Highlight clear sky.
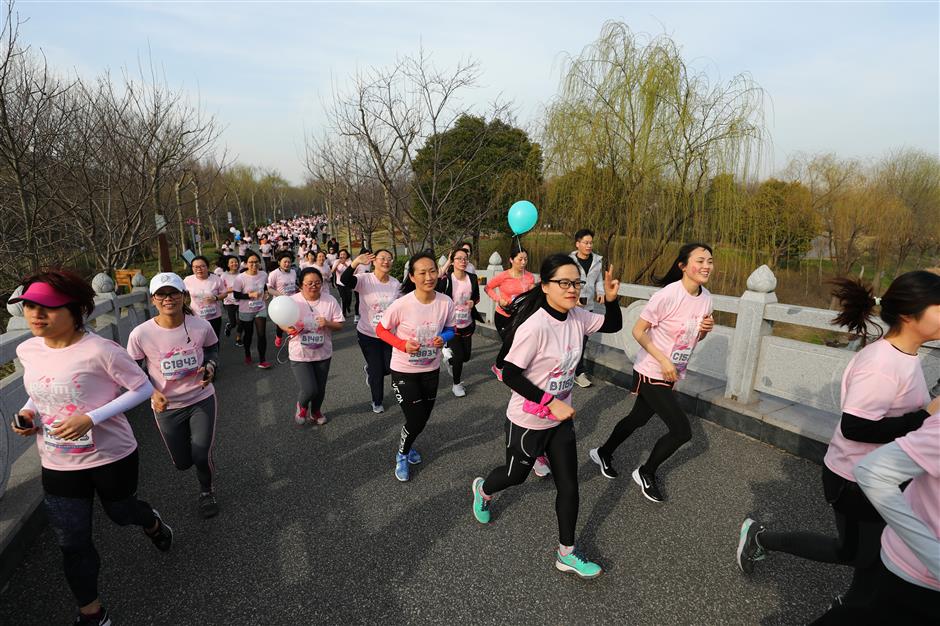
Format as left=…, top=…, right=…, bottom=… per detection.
left=21, top=1, right=940, bottom=184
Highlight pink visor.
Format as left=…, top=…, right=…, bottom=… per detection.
left=9, top=282, right=74, bottom=308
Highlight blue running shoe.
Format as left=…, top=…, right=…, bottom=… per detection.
left=395, top=452, right=410, bottom=482
left=471, top=477, right=490, bottom=524
left=407, top=448, right=422, bottom=465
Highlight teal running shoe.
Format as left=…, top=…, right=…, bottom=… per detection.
left=407, top=448, right=422, bottom=465
left=555, top=549, right=602, bottom=579
left=395, top=453, right=410, bottom=482
left=471, top=477, right=490, bottom=524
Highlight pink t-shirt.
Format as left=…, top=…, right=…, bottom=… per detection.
left=315, top=262, right=332, bottom=283
left=825, top=339, right=930, bottom=481
left=381, top=291, right=456, bottom=373
left=127, top=316, right=217, bottom=410
left=633, top=280, right=713, bottom=381
left=221, top=271, right=240, bottom=306
left=485, top=270, right=535, bottom=317
left=183, top=274, right=225, bottom=320
left=881, top=414, right=940, bottom=590
left=450, top=273, right=474, bottom=329
left=354, top=273, right=401, bottom=338
left=503, top=307, right=604, bottom=430
left=333, top=261, right=351, bottom=286
left=235, top=271, right=269, bottom=315
left=17, top=333, right=149, bottom=471
left=267, top=268, right=298, bottom=297
left=288, top=292, right=345, bottom=362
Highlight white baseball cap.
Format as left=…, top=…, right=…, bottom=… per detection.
left=149, top=272, right=186, bottom=295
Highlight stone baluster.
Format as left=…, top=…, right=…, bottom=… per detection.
left=91, top=272, right=119, bottom=342
left=724, top=265, right=777, bottom=404
left=480, top=251, right=503, bottom=327
left=5, top=286, right=29, bottom=333
left=131, top=272, right=151, bottom=321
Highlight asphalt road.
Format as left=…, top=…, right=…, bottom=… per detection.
left=1, top=316, right=850, bottom=625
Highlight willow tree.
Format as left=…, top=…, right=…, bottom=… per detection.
left=543, top=21, right=766, bottom=286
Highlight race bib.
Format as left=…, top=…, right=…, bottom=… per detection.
left=670, top=343, right=694, bottom=373
left=547, top=373, right=574, bottom=399
left=42, top=419, right=96, bottom=455
left=301, top=330, right=324, bottom=347
left=196, top=298, right=217, bottom=318
left=409, top=345, right=438, bottom=366
left=283, top=284, right=297, bottom=295
left=248, top=299, right=264, bottom=311
left=371, top=311, right=384, bottom=326
left=454, top=307, right=470, bottom=326
left=160, top=348, right=200, bottom=381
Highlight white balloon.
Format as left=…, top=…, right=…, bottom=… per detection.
left=267, top=295, right=300, bottom=328
left=229, top=226, right=236, bottom=233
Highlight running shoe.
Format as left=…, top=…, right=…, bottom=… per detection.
left=354, top=314, right=360, bottom=323
left=224, top=323, right=232, bottom=337
left=452, top=383, right=466, bottom=397
left=314, top=411, right=327, bottom=426
left=555, top=549, right=603, bottom=579
left=74, top=608, right=112, bottom=625
left=371, top=402, right=384, bottom=414
left=244, top=356, right=252, bottom=365
left=533, top=456, right=551, bottom=478
left=471, top=477, right=491, bottom=524
left=295, top=404, right=308, bottom=425
left=736, top=518, right=766, bottom=574
left=257, top=361, right=272, bottom=369
left=145, top=509, right=173, bottom=552
left=274, top=336, right=283, bottom=348
left=574, top=373, right=592, bottom=388
left=395, top=452, right=410, bottom=482
left=589, top=448, right=618, bottom=479
left=198, top=492, right=220, bottom=519
left=490, top=364, right=503, bottom=381
left=235, top=338, right=243, bottom=347
left=406, top=448, right=422, bottom=465
left=632, top=467, right=664, bottom=502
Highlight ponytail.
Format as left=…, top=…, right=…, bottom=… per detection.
left=831, top=270, right=940, bottom=339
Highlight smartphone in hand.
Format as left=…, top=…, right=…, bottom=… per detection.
left=13, top=412, right=34, bottom=430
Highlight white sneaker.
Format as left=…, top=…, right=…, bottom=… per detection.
left=533, top=456, right=551, bottom=478
left=574, top=373, right=592, bottom=388
left=371, top=402, right=384, bottom=414
left=354, top=314, right=360, bottom=323
left=452, top=383, right=466, bottom=397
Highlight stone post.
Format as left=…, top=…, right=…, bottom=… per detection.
left=5, top=286, right=29, bottom=333
left=131, top=272, right=151, bottom=321
left=724, top=265, right=777, bottom=405
left=479, top=251, right=503, bottom=327
left=91, top=272, right=119, bottom=342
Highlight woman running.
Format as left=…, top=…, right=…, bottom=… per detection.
left=470, top=254, right=622, bottom=579
left=736, top=270, right=940, bottom=613
left=232, top=251, right=272, bottom=369
left=376, top=252, right=456, bottom=482
left=589, top=243, right=715, bottom=502
left=268, top=251, right=299, bottom=349
left=276, top=267, right=344, bottom=426
left=484, top=242, right=535, bottom=355
left=300, top=250, right=316, bottom=270
left=332, top=249, right=352, bottom=316
left=437, top=246, right=480, bottom=398
left=10, top=269, right=172, bottom=626
left=183, top=256, right=227, bottom=340
left=342, top=249, right=401, bottom=414
left=314, top=250, right=332, bottom=287
left=127, top=273, right=221, bottom=518
left=219, top=255, right=241, bottom=343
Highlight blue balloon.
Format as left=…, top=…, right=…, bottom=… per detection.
left=235, top=234, right=242, bottom=241
left=508, top=200, right=538, bottom=235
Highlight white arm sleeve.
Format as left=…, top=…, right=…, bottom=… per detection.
left=86, top=380, right=154, bottom=425
left=19, top=397, right=39, bottom=414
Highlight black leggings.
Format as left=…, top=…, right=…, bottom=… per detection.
left=598, top=370, right=691, bottom=475
left=494, top=312, right=510, bottom=338
left=447, top=332, right=473, bottom=384
left=240, top=316, right=267, bottom=361
left=358, top=331, right=392, bottom=405
left=154, top=395, right=217, bottom=492
left=759, top=466, right=886, bottom=609
left=338, top=285, right=352, bottom=316
left=482, top=419, right=579, bottom=546
left=224, top=304, right=238, bottom=333
left=391, top=369, right=439, bottom=454
left=42, top=450, right=157, bottom=607
left=207, top=316, right=222, bottom=341
left=291, top=358, right=331, bottom=413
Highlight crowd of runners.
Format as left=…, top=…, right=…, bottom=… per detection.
left=8, top=215, right=939, bottom=625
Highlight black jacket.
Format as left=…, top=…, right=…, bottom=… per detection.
left=436, top=271, right=482, bottom=333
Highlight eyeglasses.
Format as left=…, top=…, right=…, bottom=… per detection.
left=302, top=282, right=322, bottom=288
left=153, top=292, right=183, bottom=301
left=547, top=279, right=585, bottom=290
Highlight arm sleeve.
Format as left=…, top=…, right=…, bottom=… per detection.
left=854, top=442, right=940, bottom=581
left=840, top=409, right=930, bottom=444
left=375, top=322, right=408, bottom=352
left=502, top=361, right=547, bottom=403
left=202, top=342, right=220, bottom=366
left=342, top=264, right=359, bottom=290
left=439, top=326, right=456, bottom=342
left=19, top=397, right=38, bottom=414
left=597, top=299, right=623, bottom=333
left=86, top=380, right=154, bottom=425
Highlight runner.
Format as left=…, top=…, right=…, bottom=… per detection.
left=353, top=247, right=372, bottom=323
left=332, top=249, right=352, bottom=316
left=375, top=251, right=456, bottom=481
left=437, top=246, right=480, bottom=397
left=300, top=250, right=316, bottom=270
left=314, top=250, right=332, bottom=287
left=10, top=269, right=172, bottom=626
left=127, top=273, right=221, bottom=519
left=183, top=256, right=226, bottom=340
left=219, top=256, right=241, bottom=344
left=470, top=254, right=622, bottom=579
left=342, top=249, right=401, bottom=413
left=589, top=243, right=714, bottom=502
left=232, top=251, right=272, bottom=369
left=268, top=251, right=299, bottom=349
left=278, top=267, right=345, bottom=426
left=260, top=238, right=274, bottom=271
left=484, top=242, right=535, bottom=351
left=569, top=229, right=606, bottom=388
left=735, top=270, right=940, bottom=612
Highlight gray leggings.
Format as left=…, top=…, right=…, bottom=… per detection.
left=290, top=358, right=332, bottom=413
left=155, top=395, right=217, bottom=492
